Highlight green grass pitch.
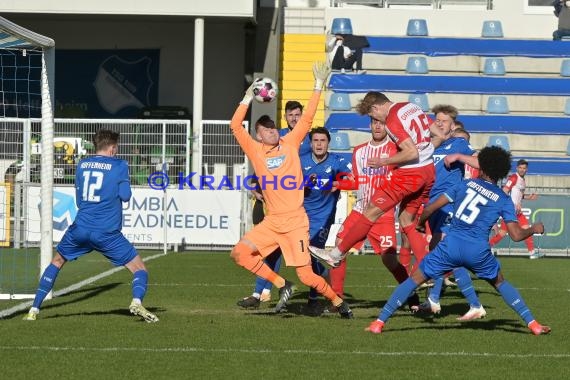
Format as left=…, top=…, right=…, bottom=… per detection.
left=0, top=251, right=569, bottom=379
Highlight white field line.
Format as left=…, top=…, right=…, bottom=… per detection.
left=0, top=345, right=568, bottom=358
left=0, top=253, right=167, bottom=319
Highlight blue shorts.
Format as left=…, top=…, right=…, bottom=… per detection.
left=57, top=224, right=138, bottom=267
left=309, top=215, right=335, bottom=249
left=428, top=204, right=453, bottom=235
left=419, top=235, right=501, bottom=281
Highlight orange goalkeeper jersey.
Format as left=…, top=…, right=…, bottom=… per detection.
left=230, top=91, right=320, bottom=217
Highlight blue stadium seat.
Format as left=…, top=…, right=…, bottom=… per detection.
left=408, top=93, right=430, bottom=112
left=565, top=98, right=570, bottom=115
left=406, top=19, right=428, bottom=36
left=483, top=58, right=506, bottom=75
left=330, top=132, right=351, bottom=150
left=328, top=92, right=351, bottom=111
left=331, top=18, right=353, bottom=35
left=487, top=135, right=510, bottom=151
left=560, top=59, right=570, bottom=77
left=406, top=56, right=429, bottom=74
left=482, top=20, right=503, bottom=38
left=486, top=96, right=509, bottom=114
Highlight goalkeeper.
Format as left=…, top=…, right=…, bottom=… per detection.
left=229, top=62, right=353, bottom=318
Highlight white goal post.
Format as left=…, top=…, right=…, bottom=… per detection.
left=0, top=16, right=54, bottom=298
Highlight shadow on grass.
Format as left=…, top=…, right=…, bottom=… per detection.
left=382, top=318, right=528, bottom=335
left=46, top=305, right=165, bottom=321
left=12, top=282, right=164, bottom=321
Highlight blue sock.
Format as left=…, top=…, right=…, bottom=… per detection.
left=132, top=270, right=148, bottom=301
left=429, top=277, right=444, bottom=303
left=254, top=251, right=282, bottom=294
left=496, top=280, right=535, bottom=324
left=32, top=263, right=61, bottom=309
left=378, top=277, right=418, bottom=322
left=309, top=257, right=326, bottom=299
left=454, top=267, right=481, bottom=308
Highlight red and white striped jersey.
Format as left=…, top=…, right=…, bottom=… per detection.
left=351, top=139, right=398, bottom=213
left=385, top=102, right=434, bottom=169
left=504, top=172, right=525, bottom=207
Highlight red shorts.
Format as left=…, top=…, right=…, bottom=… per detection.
left=337, top=210, right=396, bottom=255
left=371, top=164, right=435, bottom=216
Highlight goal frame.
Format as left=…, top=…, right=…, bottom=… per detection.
left=0, top=16, right=55, bottom=298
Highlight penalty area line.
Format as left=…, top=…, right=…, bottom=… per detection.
left=0, top=252, right=168, bottom=319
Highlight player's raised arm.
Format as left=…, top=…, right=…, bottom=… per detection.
left=230, top=81, right=257, bottom=154
left=286, top=61, right=331, bottom=146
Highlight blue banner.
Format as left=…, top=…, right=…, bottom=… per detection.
left=55, top=49, right=159, bottom=118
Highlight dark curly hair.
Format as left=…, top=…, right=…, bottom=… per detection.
left=478, top=146, right=512, bottom=183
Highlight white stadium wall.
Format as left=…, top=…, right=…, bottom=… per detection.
left=0, top=0, right=256, bottom=17
left=324, top=1, right=557, bottom=39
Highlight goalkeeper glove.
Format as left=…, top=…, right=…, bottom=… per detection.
left=241, top=80, right=257, bottom=105
left=313, top=61, right=331, bottom=90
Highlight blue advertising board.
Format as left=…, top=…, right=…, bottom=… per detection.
left=55, top=49, right=159, bottom=118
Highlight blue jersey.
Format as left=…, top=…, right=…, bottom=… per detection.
left=280, top=127, right=311, bottom=156
left=430, top=137, right=475, bottom=202
left=301, top=152, right=351, bottom=246
left=444, top=178, right=517, bottom=242
left=73, top=155, right=132, bottom=232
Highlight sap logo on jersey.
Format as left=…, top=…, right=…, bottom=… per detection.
left=266, top=155, right=285, bottom=169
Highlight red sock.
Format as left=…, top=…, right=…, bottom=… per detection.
left=402, top=224, right=428, bottom=272
left=525, top=235, right=535, bottom=252
left=399, top=246, right=412, bottom=274
left=329, top=260, right=347, bottom=298
left=338, top=215, right=374, bottom=253
left=389, top=263, right=409, bottom=284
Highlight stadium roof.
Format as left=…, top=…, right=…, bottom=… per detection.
left=0, top=16, right=54, bottom=49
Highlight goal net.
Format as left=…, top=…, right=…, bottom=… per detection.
left=0, top=16, right=54, bottom=299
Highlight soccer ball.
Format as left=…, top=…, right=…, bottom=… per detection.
left=252, top=77, right=278, bottom=103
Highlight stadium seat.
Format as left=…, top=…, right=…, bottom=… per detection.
left=487, top=135, right=510, bottom=151
left=565, top=98, right=570, bottom=115
left=329, top=92, right=352, bottom=111
left=566, top=139, right=570, bottom=156
left=486, top=96, right=509, bottom=114
left=406, top=56, right=429, bottom=74
left=330, top=132, right=351, bottom=150
left=483, top=58, right=506, bottom=75
left=408, top=93, right=430, bottom=112
left=560, top=59, right=570, bottom=77
left=331, top=18, right=353, bottom=35
left=482, top=20, right=503, bottom=38
left=406, top=19, right=428, bottom=36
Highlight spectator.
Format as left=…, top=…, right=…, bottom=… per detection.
left=489, top=159, right=542, bottom=259
left=327, top=34, right=368, bottom=74
left=553, top=0, right=570, bottom=40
